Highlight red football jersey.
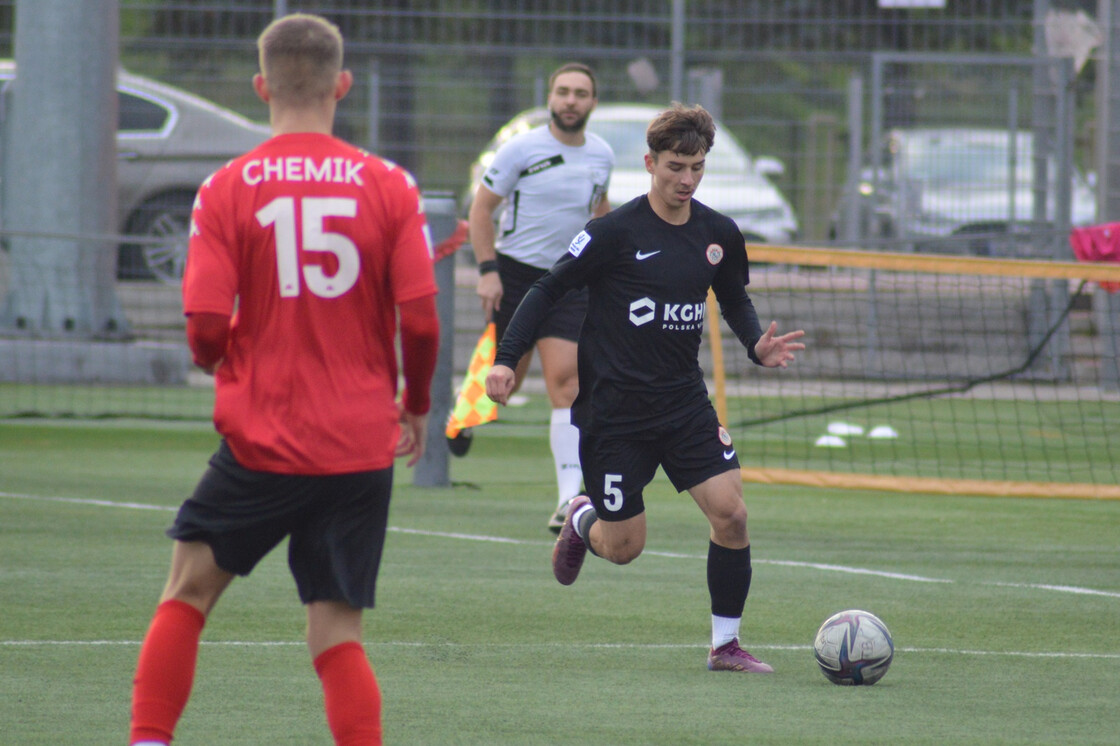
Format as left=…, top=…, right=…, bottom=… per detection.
left=184, top=132, right=438, bottom=474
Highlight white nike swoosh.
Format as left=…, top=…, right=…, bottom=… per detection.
left=723, top=450, right=736, bottom=460
left=635, top=250, right=661, bottom=260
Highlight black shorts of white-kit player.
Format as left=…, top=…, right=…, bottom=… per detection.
left=168, top=440, right=393, bottom=608
left=579, top=404, right=740, bottom=521
left=492, top=253, right=588, bottom=345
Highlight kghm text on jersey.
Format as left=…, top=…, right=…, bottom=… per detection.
left=661, top=301, right=706, bottom=330
left=629, top=297, right=706, bottom=330
left=242, top=156, right=366, bottom=186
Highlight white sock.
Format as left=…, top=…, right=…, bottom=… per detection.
left=570, top=502, right=595, bottom=541
left=132, top=742, right=169, bottom=746
left=712, top=615, right=742, bottom=649
left=550, top=408, right=583, bottom=507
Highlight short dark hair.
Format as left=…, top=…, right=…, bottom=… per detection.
left=548, top=62, right=598, bottom=98
left=646, top=102, right=716, bottom=157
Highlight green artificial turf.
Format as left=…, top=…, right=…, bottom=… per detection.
left=1, top=419, right=1118, bottom=744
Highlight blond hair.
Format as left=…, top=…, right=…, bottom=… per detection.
left=257, top=14, right=343, bottom=105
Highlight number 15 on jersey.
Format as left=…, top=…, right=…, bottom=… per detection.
left=256, top=195, right=360, bottom=299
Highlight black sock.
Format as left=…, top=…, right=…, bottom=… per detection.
left=707, top=542, right=752, bottom=618
left=576, top=506, right=600, bottom=557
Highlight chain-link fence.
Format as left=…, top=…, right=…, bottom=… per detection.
left=0, top=2, right=1100, bottom=254
left=98, top=2, right=1098, bottom=244
left=0, top=1, right=1111, bottom=405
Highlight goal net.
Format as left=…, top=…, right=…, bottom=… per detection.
left=711, top=245, right=1120, bottom=499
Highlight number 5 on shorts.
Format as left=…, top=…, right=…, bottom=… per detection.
left=603, top=474, right=624, bottom=512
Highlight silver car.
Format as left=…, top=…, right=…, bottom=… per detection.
left=833, top=127, right=1097, bottom=256
left=0, top=60, right=270, bottom=282
left=466, top=103, right=799, bottom=244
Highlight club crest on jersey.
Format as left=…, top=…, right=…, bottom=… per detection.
left=568, top=230, right=592, bottom=257
left=706, top=244, right=724, bottom=265
left=718, top=426, right=732, bottom=446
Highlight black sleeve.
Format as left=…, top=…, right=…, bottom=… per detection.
left=492, top=272, right=570, bottom=369
left=712, top=226, right=763, bottom=365
left=493, top=215, right=615, bottom=368
left=720, top=293, right=763, bottom=365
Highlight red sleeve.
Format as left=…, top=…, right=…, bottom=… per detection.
left=183, top=169, right=239, bottom=317
left=397, top=294, right=439, bottom=414
left=186, top=312, right=231, bottom=370
left=384, top=166, right=438, bottom=305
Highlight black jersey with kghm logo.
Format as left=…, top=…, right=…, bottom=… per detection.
left=494, top=194, right=763, bottom=437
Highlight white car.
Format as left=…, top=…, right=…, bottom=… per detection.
left=466, top=103, right=799, bottom=244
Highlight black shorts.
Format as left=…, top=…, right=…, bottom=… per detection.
left=494, top=253, right=587, bottom=345
left=578, top=405, right=740, bottom=522
left=167, top=441, right=393, bottom=608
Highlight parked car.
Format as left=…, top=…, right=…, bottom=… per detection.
left=465, top=103, right=799, bottom=244
left=831, top=127, right=1097, bottom=256
left=0, top=60, right=270, bottom=282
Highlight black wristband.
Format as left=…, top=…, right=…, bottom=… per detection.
left=478, top=259, right=499, bottom=275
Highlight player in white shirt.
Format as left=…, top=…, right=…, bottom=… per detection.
left=468, top=62, right=615, bottom=532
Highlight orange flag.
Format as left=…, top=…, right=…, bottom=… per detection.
left=445, top=323, right=499, bottom=438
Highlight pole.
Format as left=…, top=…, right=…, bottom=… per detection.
left=669, top=0, right=685, bottom=103
left=413, top=194, right=459, bottom=487
left=1, top=0, right=127, bottom=337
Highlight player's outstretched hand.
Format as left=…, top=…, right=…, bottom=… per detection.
left=396, top=407, right=429, bottom=467
left=753, top=321, right=805, bottom=368
left=485, top=364, right=517, bottom=406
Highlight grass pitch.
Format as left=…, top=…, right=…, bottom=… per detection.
left=1, top=416, right=1118, bottom=745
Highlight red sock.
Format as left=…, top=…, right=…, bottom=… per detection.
left=314, top=641, right=382, bottom=746
left=129, top=599, right=206, bottom=744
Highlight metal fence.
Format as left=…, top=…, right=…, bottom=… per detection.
left=0, top=0, right=1114, bottom=399
left=0, top=2, right=1102, bottom=242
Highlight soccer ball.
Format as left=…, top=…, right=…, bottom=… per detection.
left=813, top=609, right=894, bottom=685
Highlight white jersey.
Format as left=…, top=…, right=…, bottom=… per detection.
left=481, top=124, right=614, bottom=270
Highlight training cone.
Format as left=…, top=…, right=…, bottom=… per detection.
left=827, top=421, right=864, bottom=436
left=868, top=425, right=899, bottom=439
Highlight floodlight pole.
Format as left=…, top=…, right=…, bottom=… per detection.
left=1, top=0, right=128, bottom=338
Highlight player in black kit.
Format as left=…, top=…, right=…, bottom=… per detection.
left=486, top=103, right=804, bottom=673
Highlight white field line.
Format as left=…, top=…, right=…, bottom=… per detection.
left=3, top=491, right=1119, bottom=600
left=1, top=639, right=1118, bottom=660
left=987, top=581, right=1120, bottom=598
left=384, top=526, right=1120, bottom=597
left=0, top=490, right=177, bottom=512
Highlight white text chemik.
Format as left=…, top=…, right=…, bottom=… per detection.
left=242, top=157, right=366, bottom=186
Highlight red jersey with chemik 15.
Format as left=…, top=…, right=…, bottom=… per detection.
left=183, top=132, right=437, bottom=474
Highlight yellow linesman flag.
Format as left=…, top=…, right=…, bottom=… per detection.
left=445, top=322, right=499, bottom=438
